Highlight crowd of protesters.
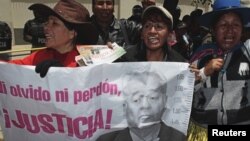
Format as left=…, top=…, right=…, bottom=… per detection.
left=0, top=0, right=213, bottom=62
left=1, top=0, right=250, bottom=141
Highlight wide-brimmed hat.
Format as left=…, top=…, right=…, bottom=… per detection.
left=199, top=0, right=250, bottom=28
left=142, top=5, right=173, bottom=29
left=29, top=0, right=98, bottom=44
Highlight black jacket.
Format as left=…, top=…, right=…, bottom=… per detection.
left=90, top=16, right=141, bottom=47
left=97, top=122, right=186, bottom=141
left=122, top=43, right=186, bottom=62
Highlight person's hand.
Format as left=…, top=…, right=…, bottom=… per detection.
left=35, top=60, right=63, bottom=78
left=106, top=41, right=113, bottom=50
left=204, top=58, right=224, bottom=76
left=189, top=64, right=201, bottom=81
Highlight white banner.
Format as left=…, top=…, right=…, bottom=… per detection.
left=0, top=62, right=194, bottom=141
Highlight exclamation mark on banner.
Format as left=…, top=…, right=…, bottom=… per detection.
left=3, top=109, right=11, bottom=128
left=105, top=110, right=112, bottom=129
left=0, top=81, right=7, bottom=94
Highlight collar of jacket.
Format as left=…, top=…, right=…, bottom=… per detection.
left=110, top=18, right=121, bottom=30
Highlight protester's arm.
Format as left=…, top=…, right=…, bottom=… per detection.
left=35, top=60, right=63, bottom=78
left=189, top=64, right=201, bottom=81
left=203, top=58, right=224, bottom=76
left=191, top=58, right=224, bottom=83
left=8, top=54, right=34, bottom=65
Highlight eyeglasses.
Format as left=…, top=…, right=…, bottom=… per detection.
left=143, top=22, right=168, bottom=31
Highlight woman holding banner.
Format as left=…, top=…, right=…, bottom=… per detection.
left=7, top=0, right=98, bottom=77
left=189, top=0, right=250, bottom=140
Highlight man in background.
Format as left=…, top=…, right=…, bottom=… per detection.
left=128, top=0, right=155, bottom=24
left=128, top=5, right=143, bottom=24
left=91, top=0, right=141, bottom=47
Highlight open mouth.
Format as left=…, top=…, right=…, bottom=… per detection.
left=148, top=36, right=159, bottom=44
left=137, top=120, right=161, bottom=128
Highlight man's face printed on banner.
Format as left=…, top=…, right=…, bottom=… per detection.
left=123, top=72, right=167, bottom=128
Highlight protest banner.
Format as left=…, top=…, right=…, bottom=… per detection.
left=0, top=62, right=194, bottom=141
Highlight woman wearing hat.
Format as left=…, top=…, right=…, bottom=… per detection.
left=189, top=0, right=250, bottom=140
left=8, top=0, right=98, bottom=77
left=125, top=5, right=186, bottom=63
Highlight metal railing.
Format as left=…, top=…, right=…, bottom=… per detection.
left=0, top=47, right=46, bottom=54
left=0, top=47, right=46, bottom=60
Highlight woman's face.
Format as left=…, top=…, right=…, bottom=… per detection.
left=141, top=14, right=170, bottom=51
left=44, top=16, right=75, bottom=52
left=214, top=12, right=243, bottom=51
